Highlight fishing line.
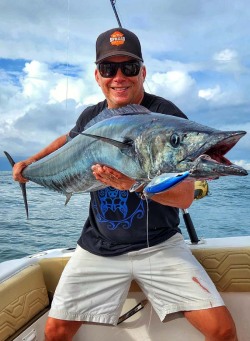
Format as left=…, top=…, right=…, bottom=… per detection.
left=145, top=196, right=154, bottom=332
left=145, top=196, right=150, bottom=248
left=64, top=0, right=70, bottom=132
left=144, top=79, right=153, bottom=95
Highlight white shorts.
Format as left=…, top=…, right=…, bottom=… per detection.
left=49, top=233, right=224, bottom=324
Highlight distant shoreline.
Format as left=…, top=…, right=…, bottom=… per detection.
left=0, top=156, right=28, bottom=171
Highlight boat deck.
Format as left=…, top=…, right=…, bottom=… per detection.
left=0, top=236, right=250, bottom=341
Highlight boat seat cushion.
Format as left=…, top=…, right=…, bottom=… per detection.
left=192, top=247, right=250, bottom=292
left=38, top=245, right=250, bottom=295
left=0, top=262, right=49, bottom=341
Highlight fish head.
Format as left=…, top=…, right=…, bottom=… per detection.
left=136, top=118, right=248, bottom=179
left=181, top=130, right=248, bottom=178
left=135, top=121, right=210, bottom=177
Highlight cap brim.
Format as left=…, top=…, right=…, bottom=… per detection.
left=95, top=51, right=143, bottom=64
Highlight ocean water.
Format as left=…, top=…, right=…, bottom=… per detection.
left=0, top=171, right=250, bottom=263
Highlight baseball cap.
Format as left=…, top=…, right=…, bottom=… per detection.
left=95, top=28, right=144, bottom=63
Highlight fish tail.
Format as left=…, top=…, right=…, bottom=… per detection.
left=3, top=151, right=29, bottom=219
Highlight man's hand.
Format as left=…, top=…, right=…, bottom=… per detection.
left=13, top=160, right=34, bottom=183
left=92, top=164, right=135, bottom=191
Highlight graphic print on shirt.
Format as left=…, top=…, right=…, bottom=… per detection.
left=93, top=187, right=145, bottom=230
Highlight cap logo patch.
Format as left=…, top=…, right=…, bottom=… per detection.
left=110, top=31, right=125, bottom=46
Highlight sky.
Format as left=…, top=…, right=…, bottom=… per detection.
left=0, top=0, right=250, bottom=170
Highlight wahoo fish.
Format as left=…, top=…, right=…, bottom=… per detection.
left=4, top=104, right=248, bottom=217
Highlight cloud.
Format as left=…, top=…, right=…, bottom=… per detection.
left=22, top=61, right=54, bottom=101
left=234, top=160, right=250, bottom=171
left=151, top=71, right=195, bottom=96
left=0, top=60, right=87, bottom=155
left=213, top=49, right=244, bottom=74
left=146, top=70, right=198, bottom=111
left=198, top=85, right=221, bottom=101
left=213, top=49, right=238, bottom=62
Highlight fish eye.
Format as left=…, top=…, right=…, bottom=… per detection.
left=170, top=133, right=181, bottom=148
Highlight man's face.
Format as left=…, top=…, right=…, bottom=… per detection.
left=95, top=56, right=146, bottom=109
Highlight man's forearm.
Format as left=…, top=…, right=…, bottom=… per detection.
left=26, top=134, right=68, bottom=164
left=150, top=181, right=194, bottom=209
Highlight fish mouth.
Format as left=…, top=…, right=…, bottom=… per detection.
left=186, top=131, right=248, bottom=178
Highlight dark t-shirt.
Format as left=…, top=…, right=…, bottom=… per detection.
left=69, top=92, right=188, bottom=256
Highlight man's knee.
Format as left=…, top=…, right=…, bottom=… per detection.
left=44, top=318, right=66, bottom=341
left=184, top=306, right=237, bottom=341
left=209, top=319, right=237, bottom=341
left=45, top=317, right=82, bottom=341
left=209, top=308, right=237, bottom=340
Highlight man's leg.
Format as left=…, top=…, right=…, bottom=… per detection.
left=45, top=247, right=132, bottom=340
left=44, top=317, right=83, bottom=341
left=184, top=306, right=238, bottom=341
left=132, top=234, right=237, bottom=340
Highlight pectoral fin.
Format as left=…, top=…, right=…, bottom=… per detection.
left=65, top=193, right=72, bottom=206
left=72, top=131, right=135, bottom=157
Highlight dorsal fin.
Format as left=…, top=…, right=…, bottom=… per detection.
left=103, top=104, right=151, bottom=116
left=85, top=104, right=151, bottom=129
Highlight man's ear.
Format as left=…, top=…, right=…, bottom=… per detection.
left=142, top=65, right=146, bottom=81
left=95, top=68, right=101, bottom=86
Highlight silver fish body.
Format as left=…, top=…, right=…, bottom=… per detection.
left=21, top=105, right=248, bottom=198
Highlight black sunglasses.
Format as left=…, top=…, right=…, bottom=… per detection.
left=97, top=60, right=142, bottom=78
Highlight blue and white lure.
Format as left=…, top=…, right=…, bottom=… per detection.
left=142, top=171, right=190, bottom=199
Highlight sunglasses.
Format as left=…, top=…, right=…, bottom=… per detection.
left=97, top=60, right=142, bottom=78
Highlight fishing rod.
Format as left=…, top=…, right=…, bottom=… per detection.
left=110, top=0, right=122, bottom=28
left=108, top=0, right=201, bottom=244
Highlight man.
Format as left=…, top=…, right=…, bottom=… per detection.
left=13, top=28, right=237, bottom=341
